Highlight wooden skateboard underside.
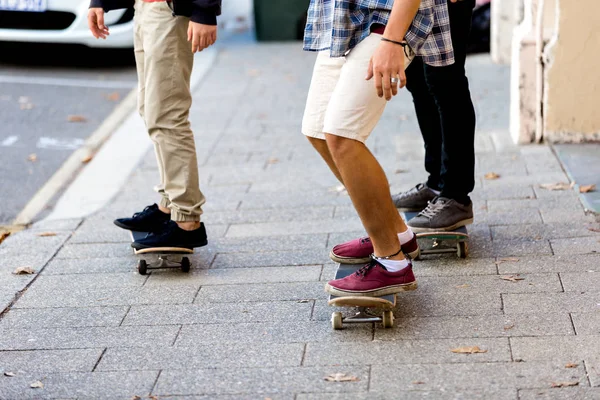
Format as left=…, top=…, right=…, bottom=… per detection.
left=130, top=231, right=194, bottom=255
left=130, top=231, right=194, bottom=275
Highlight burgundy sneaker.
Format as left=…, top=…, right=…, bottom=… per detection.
left=325, top=260, right=418, bottom=297
left=329, top=235, right=420, bottom=264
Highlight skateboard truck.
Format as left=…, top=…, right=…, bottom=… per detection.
left=137, top=254, right=191, bottom=275
left=331, top=307, right=394, bottom=330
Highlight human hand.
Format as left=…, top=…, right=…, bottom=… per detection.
left=187, top=21, right=217, bottom=53
left=88, top=8, right=109, bottom=39
left=366, top=40, right=406, bottom=101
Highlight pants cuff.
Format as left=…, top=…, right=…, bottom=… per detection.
left=171, top=209, right=201, bottom=222
left=159, top=197, right=171, bottom=209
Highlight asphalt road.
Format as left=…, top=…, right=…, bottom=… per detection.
left=0, top=43, right=137, bottom=225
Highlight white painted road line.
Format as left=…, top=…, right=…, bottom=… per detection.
left=40, top=48, right=217, bottom=222
left=1, top=135, right=18, bottom=146
left=0, top=75, right=136, bottom=89
left=37, top=137, right=85, bottom=150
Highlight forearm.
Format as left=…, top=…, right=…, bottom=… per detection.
left=384, top=0, right=420, bottom=41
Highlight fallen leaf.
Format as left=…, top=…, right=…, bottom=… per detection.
left=12, top=267, right=36, bottom=275
left=0, top=231, right=10, bottom=244
left=105, top=92, right=120, bottom=101
left=565, top=363, right=579, bottom=368
left=148, top=396, right=159, bottom=400
left=539, top=182, right=573, bottom=191
left=580, top=184, right=596, bottom=193
left=484, top=172, right=500, bottom=180
left=500, top=275, right=525, bottom=282
left=589, top=228, right=600, bottom=233
left=131, top=397, right=142, bottom=400
left=451, top=346, right=488, bottom=354
left=504, top=323, right=515, bottom=331
left=81, top=154, right=93, bottom=164
left=267, top=157, right=279, bottom=164
left=395, top=169, right=409, bottom=174
left=324, top=373, right=360, bottom=382
left=495, top=257, right=519, bottom=265
left=67, top=115, right=87, bottom=122
left=28, top=153, right=37, bottom=162
left=296, top=300, right=310, bottom=303
left=36, top=232, right=56, bottom=237
left=4, top=372, right=15, bottom=377
left=456, top=284, right=470, bottom=289
left=30, top=381, right=44, bottom=389
left=551, top=381, right=579, bottom=388
left=412, top=381, right=426, bottom=384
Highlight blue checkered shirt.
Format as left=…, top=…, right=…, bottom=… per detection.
left=303, top=0, right=454, bottom=67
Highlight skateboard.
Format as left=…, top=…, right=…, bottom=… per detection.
left=130, top=231, right=194, bottom=275
left=328, top=263, right=398, bottom=330
left=403, top=211, right=469, bottom=258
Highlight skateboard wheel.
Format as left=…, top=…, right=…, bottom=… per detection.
left=331, top=312, right=343, bottom=330
left=138, top=260, right=148, bottom=275
left=382, top=311, right=394, bottom=328
left=181, top=257, right=190, bottom=273
left=457, top=241, right=469, bottom=259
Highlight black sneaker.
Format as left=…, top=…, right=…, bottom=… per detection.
left=132, top=221, right=208, bottom=250
left=114, top=204, right=170, bottom=232
left=392, top=183, right=438, bottom=212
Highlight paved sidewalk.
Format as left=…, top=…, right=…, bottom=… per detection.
left=1, top=41, right=600, bottom=399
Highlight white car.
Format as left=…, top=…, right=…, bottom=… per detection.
left=0, top=0, right=134, bottom=48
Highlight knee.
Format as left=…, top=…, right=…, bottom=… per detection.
left=325, top=134, right=357, bottom=160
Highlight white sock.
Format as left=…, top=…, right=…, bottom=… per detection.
left=397, top=228, right=414, bottom=244
left=377, top=257, right=410, bottom=273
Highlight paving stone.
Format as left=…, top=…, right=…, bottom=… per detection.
left=0, top=325, right=179, bottom=350
left=0, top=349, right=102, bottom=372
left=472, top=186, right=535, bottom=201
left=297, top=390, right=517, bottom=400
left=492, top=223, right=600, bottom=241
left=0, top=232, right=69, bottom=258
left=369, top=362, right=588, bottom=391
left=165, top=395, right=294, bottom=400
left=97, top=343, right=303, bottom=371
left=540, top=208, right=597, bottom=224
left=209, top=233, right=328, bottom=253
left=13, top=284, right=199, bottom=308
left=519, top=388, right=600, bottom=400
left=175, top=320, right=371, bottom=345
left=571, top=313, right=600, bottom=335
left=41, top=257, right=137, bottom=274
left=55, top=243, right=133, bottom=259
left=305, top=338, right=511, bottom=366
left=496, top=254, right=600, bottom=274
left=0, top=371, right=158, bottom=399
left=28, top=219, right=83, bottom=232
left=510, top=336, right=600, bottom=362
left=68, top=219, right=130, bottom=244
left=153, top=366, right=369, bottom=396
left=0, top=254, right=51, bottom=275
left=124, top=301, right=311, bottom=326
left=195, top=281, right=325, bottom=303
left=503, top=293, right=600, bottom=314
left=373, top=313, right=574, bottom=340
left=414, top=274, right=562, bottom=294
left=477, top=209, right=543, bottom=226
left=238, top=191, right=352, bottom=210
left=482, top=173, right=569, bottom=189
left=491, top=239, right=553, bottom=257
left=27, top=273, right=145, bottom=290
left=550, top=237, right=600, bottom=256
left=226, top=219, right=364, bottom=238
left=212, top=250, right=329, bottom=269
left=0, top=306, right=128, bottom=329
left=559, top=272, right=600, bottom=292
left=203, top=206, right=335, bottom=225
left=487, top=198, right=585, bottom=212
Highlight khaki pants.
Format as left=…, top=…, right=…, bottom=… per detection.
left=133, top=0, right=205, bottom=222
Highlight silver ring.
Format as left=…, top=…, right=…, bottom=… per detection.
left=390, top=77, right=399, bottom=84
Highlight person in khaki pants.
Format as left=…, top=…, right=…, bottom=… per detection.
left=88, top=0, right=220, bottom=249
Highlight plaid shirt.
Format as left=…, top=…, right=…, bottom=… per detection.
left=303, top=0, right=454, bottom=67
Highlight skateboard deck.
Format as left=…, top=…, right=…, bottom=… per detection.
left=327, top=263, right=398, bottom=330
left=403, top=211, right=469, bottom=258
left=130, top=231, right=194, bottom=275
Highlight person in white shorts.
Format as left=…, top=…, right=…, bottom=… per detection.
left=302, top=0, right=456, bottom=297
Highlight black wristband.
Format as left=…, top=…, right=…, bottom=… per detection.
left=381, top=37, right=407, bottom=47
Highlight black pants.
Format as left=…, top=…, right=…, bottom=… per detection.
left=405, top=0, right=477, bottom=205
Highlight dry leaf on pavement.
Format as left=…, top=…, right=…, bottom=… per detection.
left=580, top=184, right=596, bottom=193
left=81, top=154, right=93, bottom=164
left=267, top=157, right=279, bottom=164
left=36, top=232, right=56, bottom=237
left=30, top=381, right=44, bottom=389
left=495, top=257, right=519, bottom=265
left=539, top=182, right=573, bottom=191
left=12, top=267, right=36, bottom=275
left=105, top=92, right=120, bottom=101
left=0, top=231, right=10, bottom=244
left=484, top=172, right=500, bottom=180
left=504, top=323, right=515, bottom=331
left=131, top=397, right=142, bottom=400
left=500, top=275, right=525, bottom=282
left=588, top=228, right=600, bottom=233
left=28, top=153, right=37, bottom=162
left=324, top=373, right=360, bottom=382
left=3, top=372, right=15, bottom=377
left=565, top=363, right=579, bottom=368
left=451, top=346, right=487, bottom=354
left=456, top=284, right=470, bottom=289
left=551, top=381, right=579, bottom=388
left=67, top=115, right=87, bottom=122
left=395, top=169, right=409, bottom=174
left=412, top=381, right=425, bottom=384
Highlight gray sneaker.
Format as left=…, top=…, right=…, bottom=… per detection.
left=407, top=197, right=474, bottom=232
left=392, top=183, right=438, bottom=212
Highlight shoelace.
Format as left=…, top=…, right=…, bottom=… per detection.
left=360, top=237, right=371, bottom=245
left=397, top=183, right=424, bottom=200
left=354, top=260, right=377, bottom=277
left=417, top=198, right=448, bottom=219
left=132, top=205, right=155, bottom=219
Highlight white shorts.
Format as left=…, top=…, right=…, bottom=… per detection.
left=302, top=34, right=413, bottom=143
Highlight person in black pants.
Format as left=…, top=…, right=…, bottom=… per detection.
left=392, top=0, right=477, bottom=232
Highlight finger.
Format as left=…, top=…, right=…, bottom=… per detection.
left=200, top=35, right=208, bottom=51
left=97, top=12, right=105, bottom=30
left=187, top=24, right=192, bottom=42
left=192, top=34, right=199, bottom=53
left=211, top=31, right=217, bottom=46
left=374, top=69, right=383, bottom=98
left=366, top=58, right=374, bottom=80
left=399, top=70, right=407, bottom=89
left=391, top=74, right=399, bottom=97
left=382, top=71, right=392, bottom=101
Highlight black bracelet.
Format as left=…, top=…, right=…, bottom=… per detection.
left=381, top=37, right=407, bottom=47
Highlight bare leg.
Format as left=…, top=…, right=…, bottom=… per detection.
left=307, top=136, right=344, bottom=184
left=325, top=134, right=407, bottom=259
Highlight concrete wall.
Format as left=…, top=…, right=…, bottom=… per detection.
left=543, top=0, right=600, bottom=142
left=491, top=0, right=522, bottom=64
